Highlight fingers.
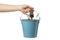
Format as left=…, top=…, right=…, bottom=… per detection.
left=19, top=5, right=34, bottom=14
left=22, top=8, right=30, bottom=14
left=23, top=5, right=34, bottom=14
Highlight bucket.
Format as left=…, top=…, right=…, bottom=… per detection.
left=21, top=19, right=40, bottom=38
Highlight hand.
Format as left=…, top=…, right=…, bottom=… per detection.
left=17, top=5, right=34, bottom=13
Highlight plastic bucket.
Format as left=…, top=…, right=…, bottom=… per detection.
left=21, top=19, right=39, bottom=38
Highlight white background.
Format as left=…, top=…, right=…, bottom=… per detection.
left=0, top=0, right=60, bottom=40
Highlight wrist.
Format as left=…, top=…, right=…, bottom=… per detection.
left=15, top=5, right=22, bottom=11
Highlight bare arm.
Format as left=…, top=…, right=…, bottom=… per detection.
left=0, top=4, right=19, bottom=12
left=0, top=4, right=33, bottom=13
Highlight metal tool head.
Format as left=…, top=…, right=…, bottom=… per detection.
left=29, top=9, right=34, bottom=20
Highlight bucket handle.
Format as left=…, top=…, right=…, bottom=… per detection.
left=20, top=13, right=30, bottom=20
left=34, top=10, right=40, bottom=21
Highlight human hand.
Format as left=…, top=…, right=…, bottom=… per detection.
left=17, top=5, right=34, bottom=13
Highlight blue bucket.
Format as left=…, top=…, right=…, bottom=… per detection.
left=21, top=19, right=39, bottom=38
